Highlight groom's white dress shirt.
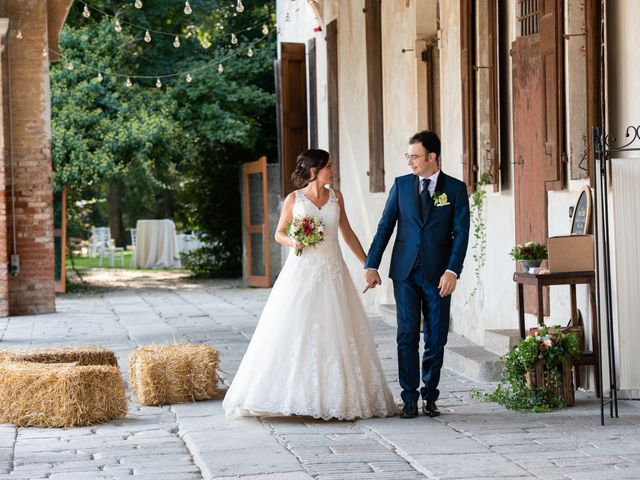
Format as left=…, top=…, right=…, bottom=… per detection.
left=419, top=170, right=440, bottom=197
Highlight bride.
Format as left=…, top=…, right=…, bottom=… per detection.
left=222, top=149, right=396, bottom=420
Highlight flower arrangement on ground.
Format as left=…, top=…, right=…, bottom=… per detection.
left=288, top=215, right=325, bottom=256
left=474, top=325, right=581, bottom=412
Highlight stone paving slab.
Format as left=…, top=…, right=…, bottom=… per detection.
left=0, top=280, right=638, bottom=479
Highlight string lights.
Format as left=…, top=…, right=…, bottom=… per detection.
left=37, top=0, right=293, bottom=88
left=48, top=29, right=272, bottom=88
left=77, top=0, right=273, bottom=52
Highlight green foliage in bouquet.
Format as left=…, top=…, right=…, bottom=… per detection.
left=474, top=325, right=581, bottom=412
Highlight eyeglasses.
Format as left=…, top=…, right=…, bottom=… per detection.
left=404, top=154, right=426, bottom=162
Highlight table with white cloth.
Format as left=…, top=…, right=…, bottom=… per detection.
left=132, top=219, right=182, bottom=269
left=177, top=233, right=204, bottom=254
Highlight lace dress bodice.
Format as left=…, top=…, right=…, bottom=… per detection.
left=291, top=189, right=341, bottom=260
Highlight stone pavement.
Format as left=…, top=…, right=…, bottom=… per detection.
left=0, top=279, right=639, bottom=480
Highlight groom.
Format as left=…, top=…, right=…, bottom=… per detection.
left=364, top=130, right=470, bottom=419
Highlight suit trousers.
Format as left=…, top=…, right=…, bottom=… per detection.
left=393, top=263, right=451, bottom=404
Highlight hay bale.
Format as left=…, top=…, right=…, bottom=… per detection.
left=0, top=345, right=118, bottom=367
left=129, top=344, right=219, bottom=406
left=0, top=362, right=127, bottom=427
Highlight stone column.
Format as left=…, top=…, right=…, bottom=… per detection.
left=3, top=0, right=56, bottom=314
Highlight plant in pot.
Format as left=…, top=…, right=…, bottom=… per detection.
left=509, top=241, right=548, bottom=272
left=474, top=325, right=581, bottom=412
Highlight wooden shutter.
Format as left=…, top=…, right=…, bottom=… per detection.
left=487, top=0, right=500, bottom=192
left=539, top=0, right=564, bottom=190
left=585, top=0, right=603, bottom=185
left=460, top=0, right=475, bottom=194
left=365, top=0, right=384, bottom=192
left=308, top=38, right=318, bottom=149
left=326, top=20, right=340, bottom=188
left=276, top=43, right=308, bottom=196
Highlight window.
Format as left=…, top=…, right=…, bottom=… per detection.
left=517, top=0, right=541, bottom=37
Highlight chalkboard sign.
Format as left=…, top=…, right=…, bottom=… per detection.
left=571, top=186, right=592, bottom=235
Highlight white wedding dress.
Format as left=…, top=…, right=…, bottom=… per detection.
left=223, top=189, right=396, bottom=420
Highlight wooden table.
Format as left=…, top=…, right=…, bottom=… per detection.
left=513, top=270, right=600, bottom=396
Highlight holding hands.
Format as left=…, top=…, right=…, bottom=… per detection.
left=363, top=269, right=382, bottom=294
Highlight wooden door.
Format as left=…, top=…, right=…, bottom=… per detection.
left=276, top=43, right=308, bottom=196
left=54, top=186, right=67, bottom=293
left=243, top=156, right=271, bottom=288
left=512, top=20, right=547, bottom=314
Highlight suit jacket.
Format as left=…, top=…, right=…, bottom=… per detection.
left=365, top=172, right=470, bottom=285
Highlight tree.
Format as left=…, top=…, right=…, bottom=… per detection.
left=52, top=0, right=276, bottom=273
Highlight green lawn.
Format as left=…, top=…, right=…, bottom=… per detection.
left=67, top=252, right=133, bottom=270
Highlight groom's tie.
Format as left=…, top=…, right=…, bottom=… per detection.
left=420, top=178, right=431, bottom=222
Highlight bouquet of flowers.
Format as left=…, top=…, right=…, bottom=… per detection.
left=288, top=215, right=325, bottom=256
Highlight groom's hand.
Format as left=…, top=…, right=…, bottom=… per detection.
left=438, top=271, right=457, bottom=297
left=363, top=269, right=382, bottom=293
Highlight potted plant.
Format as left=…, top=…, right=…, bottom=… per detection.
left=509, top=241, right=548, bottom=272
left=475, top=325, right=581, bottom=412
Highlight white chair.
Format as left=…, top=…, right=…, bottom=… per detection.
left=99, top=238, right=125, bottom=268
left=129, top=228, right=137, bottom=267
left=89, top=227, right=110, bottom=257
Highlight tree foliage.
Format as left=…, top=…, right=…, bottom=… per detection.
left=52, top=0, right=276, bottom=275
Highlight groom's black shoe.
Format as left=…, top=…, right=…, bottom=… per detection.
left=400, top=401, right=419, bottom=419
left=422, top=400, right=441, bottom=417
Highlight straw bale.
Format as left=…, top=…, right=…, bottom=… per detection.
left=129, top=344, right=219, bottom=406
left=0, top=362, right=127, bottom=427
left=0, top=345, right=118, bottom=367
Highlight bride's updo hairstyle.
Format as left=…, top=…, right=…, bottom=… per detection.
left=291, top=149, right=330, bottom=188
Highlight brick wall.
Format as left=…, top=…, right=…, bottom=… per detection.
left=0, top=0, right=58, bottom=315
left=0, top=21, right=9, bottom=317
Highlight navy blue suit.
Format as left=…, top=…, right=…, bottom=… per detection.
left=366, top=172, right=470, bottom=403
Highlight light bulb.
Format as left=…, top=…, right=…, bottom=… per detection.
left=247, top=47, right=253, bottom=57
left=42, top=47, right=48, bottom=57
left=173, top=36, right=181, bottom=48
left=202, top=38, right=211, bottom=49
left=97, top=72, right=103, bottom=82
left=144, top=30, right=151, bottom=43
left=262, top=24, right=269, bottom=35
left=184, top=1, right=192, bottom=14
left=82, top=5, right=91, bottom=17
left=134, top=0, right=142, bottom=8
left=156, top=78, right=162, bottom=88
left=218, top=64, right=224, bottom=73
left=16, top=30, right=23, bottom=39
left=126, top=77, right=132, bottom=87
left=66, top=62, right=74, bottom=71
left=236, top=0, right=244, bottom=13
left=231, top=33, right=238, bottom=45
left=186, top=73, right=192, bottom=83
left=115, top=20, right=122, bottom=32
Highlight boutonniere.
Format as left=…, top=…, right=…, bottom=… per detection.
left=433, top=192, right=450, bottom=207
